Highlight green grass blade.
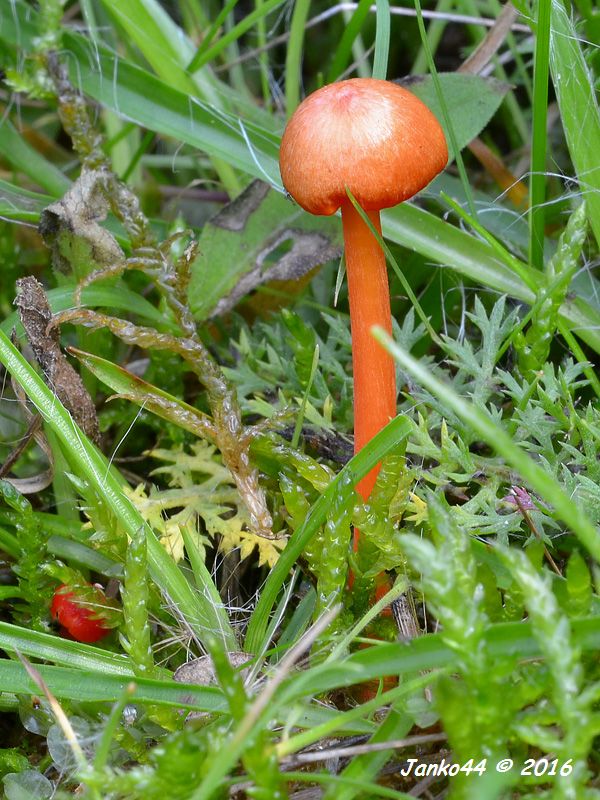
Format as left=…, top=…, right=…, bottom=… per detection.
left=68, top=348, right=215, bottom=438
left=0, top=179, right=53, bottom=222
left=277, top=672, right=431, bottom=757
left=529, top=0, right=552, bottom=269
left=347, top=189, right=440, bottom=344
left=278, top=616, right=600, bottom=700
left=374, top=329, right=600, bottom=562
left=254, top=0, right=272, bottom=109
left=0, top=659, right=225, bottom=711
left=181, top=525, right=228, bottom=616
left=3, top=614, right=600, bottom=717
left=0, top=118, right=70, bottom=197
left=187, top=0, right=285, bottom=73
left=48, top=534, right=123, bottom=576
left=412, top=0, right=475, bottom=216
left=0, top=622, right=134, bottom=675
left=411, top=0, right=453, bottom=75
left=186, top=0, right=240, bottom=73
left=549, top=0, right=600, bottom=250
left=322, top=709, right=411, bottom=800
left=327, top=0, right=372, bottom=82
left=372, top=0, right=390, bottom=80
left=440, top=191, right=537, bottom=291
left=285, top=0, right=312, bottom=116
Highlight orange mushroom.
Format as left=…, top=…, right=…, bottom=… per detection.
left=280, top=78, right=447, bottom=537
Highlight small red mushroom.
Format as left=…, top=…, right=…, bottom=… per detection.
left=280, top=78, right=447, bottom=539
left=51, top=584, right=111, bottom=643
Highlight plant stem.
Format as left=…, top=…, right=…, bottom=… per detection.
left=529, top=0, right=552, bottom=270
left=341, top=202, right=396, bottom=512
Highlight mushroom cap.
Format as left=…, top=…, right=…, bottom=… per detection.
left=279, top=78, right=448, bottom=216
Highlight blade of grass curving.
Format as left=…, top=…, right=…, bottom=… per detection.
left=186, top=0, right=239, bottom=72
left=0, top=621, right=134, bottom=675
left=67, top=348, right=215, bottom=439
left=383, top=205, right=528, bottom=301
left=0, top=178, right=53, bottom=222
left=45, top=427, right=80, bottom=525
left=98, top=0, right=204, bottom=96
left=277, top=616, right=600, bottom=701
left=3, top=616, right=600, bottom=710
left=79, top=0, right=99, bottom=42
left=327, top=0, right=372, bottom=82
left=285, top=0, right=312, bottom=116
left=270, top=583, right=314, bottom=662
left=411, top=0, right=453, bottom=75
left=187, top=0, right=285, bottom=73
left=374, top=328, right=600, bottom=562
left=48, top=534, right=123, bottom=576
left=412, top=0, right=476, bottom=217
left=291, top=345, right=319, bottom=448
left=121, top=129, right=154, bottom=182
left=0, top=330, right=237, bottom=650
left=529, top=0, right=551, bottom=270
left=254, top=0, right=272, bottom=109
left=92, top=684, right=137, bottom=771
left=243, top=416, right=412, bottom=654
left=0, top=659, right=226, bottom=711
left=0, top=118, right=70, bottom=197
left=440, top=191, right=537, bottom=292
left=326, top=577, right=409, bottom=663
left=372, top=0, right=390, bottom=80
left=549, top=0, right=600, bottom=250
left=181, top=525, right=230, bottom=617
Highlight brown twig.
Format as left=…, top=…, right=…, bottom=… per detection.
left=282, top=732, right=447, bottom=766
left=458, top=2, right=519, bottom=76
left=14, top=276, right=100, bottom=443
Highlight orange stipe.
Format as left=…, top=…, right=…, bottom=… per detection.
left=342, top=202, right=396, bottom=546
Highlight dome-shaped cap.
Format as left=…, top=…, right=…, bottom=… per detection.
left=279, top=78, right=448, bottom=216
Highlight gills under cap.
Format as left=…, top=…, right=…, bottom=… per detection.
left=279, top=78, right=448, bottom=216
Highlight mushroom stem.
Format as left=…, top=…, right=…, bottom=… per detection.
left=341, top=201, right=397, bottom=519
